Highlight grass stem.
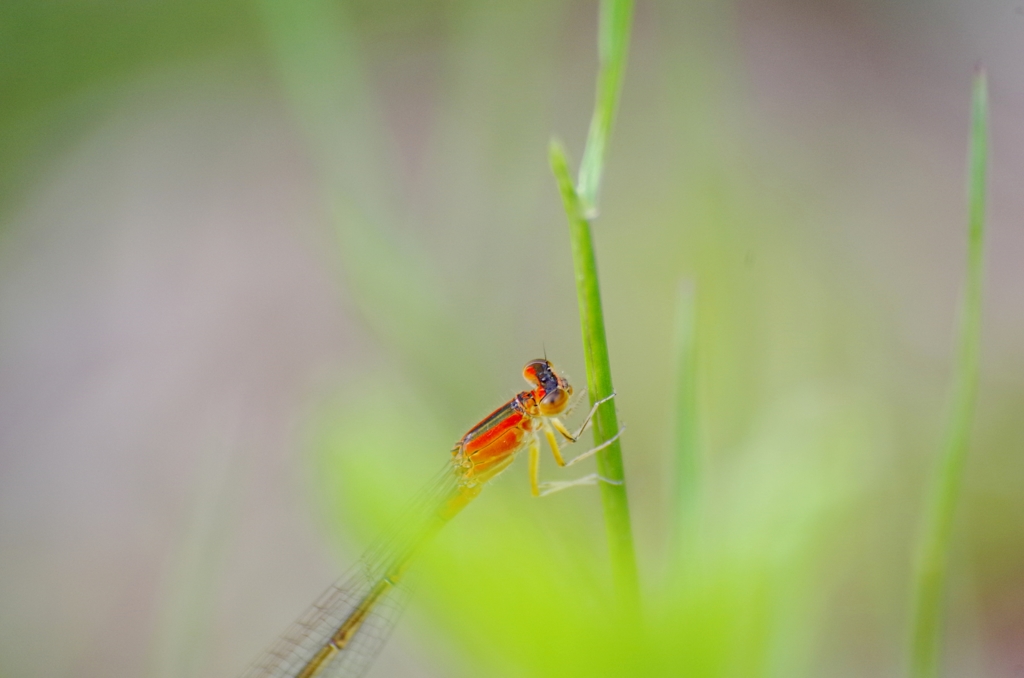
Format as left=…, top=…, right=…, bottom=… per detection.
left=548, top=0, right=639, bottom=610
left=908, top=69, right=988, bottom=678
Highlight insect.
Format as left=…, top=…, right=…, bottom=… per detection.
left=241, top=358, right=622, bottom=678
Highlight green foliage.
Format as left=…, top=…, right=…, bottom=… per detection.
left=909, top=70, right=989, bottom=678
left=0, top=0, right=261, bottom=219
left=0, top=2, right=1011, bottom=678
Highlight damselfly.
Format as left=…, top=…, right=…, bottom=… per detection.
left=241, top=359, right=622, bottom=678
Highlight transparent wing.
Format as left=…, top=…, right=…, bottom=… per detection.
left=240, top=562, right=413, bottom=678
left=241, top=459, right=464, bottom=678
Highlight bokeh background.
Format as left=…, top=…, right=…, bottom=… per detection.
left=1, top=1, right=1022, bottom=677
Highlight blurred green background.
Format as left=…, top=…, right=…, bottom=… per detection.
left=0, top=1, right=1022, bottom=677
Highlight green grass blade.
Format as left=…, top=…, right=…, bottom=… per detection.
left=577, top=0, right=634, bottom=213
left=548, top=0, right=639, bottom=611
left=550, top=140, right=639, bottom=610
left=671, top=280, right=700, bottom=574
left=908, top=69, right=988, bottom=678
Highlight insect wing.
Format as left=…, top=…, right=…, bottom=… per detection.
left=240, top=563, right=413, bottom=678
left=241, top=462, right=462, bottom=678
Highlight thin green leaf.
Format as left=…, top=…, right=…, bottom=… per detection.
left=671, top=280, right=700, bottom=574
left=577, top=0, right=634, bottom=213
left=909, top=69, right=988, bottom=678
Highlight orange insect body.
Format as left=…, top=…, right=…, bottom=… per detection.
left=455, top=359, right=572, bottom=487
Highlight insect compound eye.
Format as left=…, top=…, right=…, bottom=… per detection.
left=540, top=388, right=569, bottom=412
left=522, top=359, right=548, bottom=386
